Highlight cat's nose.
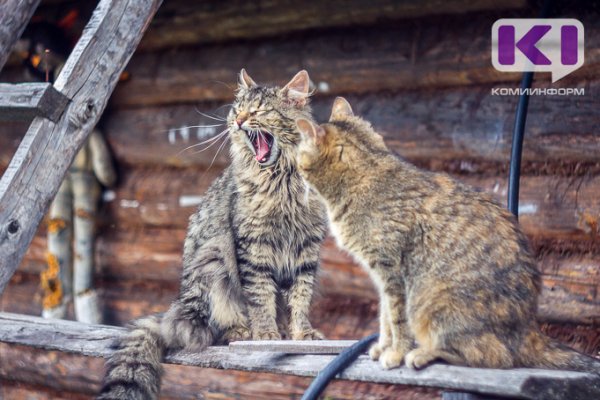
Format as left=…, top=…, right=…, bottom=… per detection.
left=236, top=111, right=249, bottom=128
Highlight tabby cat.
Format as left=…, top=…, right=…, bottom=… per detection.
left=98, top=70, right=327, bottom=399
left=294, top=97, right=600, bottom=373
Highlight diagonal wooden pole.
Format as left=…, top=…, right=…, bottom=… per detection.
left=0, top=0, right=41, bottom=72
left=0, top=0, right=163, bottom=294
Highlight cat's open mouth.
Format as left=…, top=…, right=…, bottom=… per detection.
left=244, top=130, right=279, bottom=165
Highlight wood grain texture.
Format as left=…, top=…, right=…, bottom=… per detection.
left=8, top=231, right=600, bottom=327
left=0, top=83, right=69, bottom=122
left=0, top=344, right=439, bottom=400
left=113, top=12, right=600, bottom=107
left=0, top=0, right=163, bottom=293
left=0, top=0, right=41, bottom=71
left=0, top=312, right=598, bottom=400
left=99, top=81, right=600, bottom=171
left=137, top=0, right=527, bottom=52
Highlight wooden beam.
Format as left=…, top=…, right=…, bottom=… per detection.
left=113, top=11, right=599, bottom=107
left=0, top=0, right=163, bottom=294
left=0, top=343, right=436, bottom=400
left=229, top=340, right=359, bottom=355
left=0, top=83, right=69, bottom=122
left=138, top=0, right=527, bottom=52
left=0, top=0, right=41, bottom=71
left=0, top=312, right=597, bottom=400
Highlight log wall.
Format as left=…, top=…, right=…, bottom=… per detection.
left=1, top=0, right=599, bottom=398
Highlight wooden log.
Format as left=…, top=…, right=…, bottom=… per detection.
left=0, top=344, right=437, bottom=400
left=0, top=83, right=69, bottom=122
left=137, top=0, right=527, bottom=52
left=9, top=229, right=600, bottom=327
left=0, top=313, right=598, bottom=400
left=101, top=81, right=600, bottom=172
left=0, top=0, right=41, bottom=71
left=113, top=12, right=600, bottom=107
left=0, top=0, right=163, bottom=293
left=72, top=167, right=600, bottom=244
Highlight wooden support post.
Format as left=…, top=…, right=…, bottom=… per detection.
left=0, top=83, right=70, bottom=122
left=0, top=0, right=41, bottom=71
left=0, top=0, right=163, bottom=294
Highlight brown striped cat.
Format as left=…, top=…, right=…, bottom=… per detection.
left=98, top=70, right=327, bottom=400
left=294, top=96, right=600, bottom=374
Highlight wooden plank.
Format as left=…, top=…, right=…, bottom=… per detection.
left=137, top=0, right=527, bottom=52
left=0, top=312, right=597, bottom=400
left=0, top=344, right=437, bottom=400
left=113, top=12, right=600, bottom=107
left=0, top=0, right=163, bottom=294
left=229, top=340, right=359, bottom=355
left=0, top=0, right=41, bottom=71
left=0, top=83, right=70, bottom=122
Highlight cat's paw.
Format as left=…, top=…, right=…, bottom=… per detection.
left=292, top=329, right=325, bottom=340
left=222, top=326, right=252, bottom=342
left=379, top=348, right=405, bottom=370
left=369, top=342, right=389, bottom=361
left=404, top=348, right=437, bottom=370
left=255, top=330, right=282, bottom=340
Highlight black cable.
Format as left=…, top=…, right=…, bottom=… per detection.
left=301, top=333, right=379, bottom=400
left=507, top=0, right=553, bottom=217
left=507, top=71, right=534, bottom=218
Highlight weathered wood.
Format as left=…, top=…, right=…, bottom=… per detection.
left=114, top=12, right=600, bottom=107
left=61, top=167, right=600, bottom=244
left=9, top=229, right=600, bottom=327
left=0, top=0, right=163, bottom=293
left=0, top=344, right=437, bottom=400
left=101, top=82, right=600, bottom=171
left=137, top=0, right=527, bottom=52
left=0, top=313, right=597, bottom=400
left=0, top=0, right=41, bottom=71
left=229, top=340, right=360, bottom=355
left=0, top=83, right=70, bottom=122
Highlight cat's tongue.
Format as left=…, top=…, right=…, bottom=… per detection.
left=254, top=134, right=270, bottom=162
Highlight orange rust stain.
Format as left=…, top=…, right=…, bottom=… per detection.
left=577, top=211, right=598, bottom=238
left=75, top=208, right=94, bottom=219
left=47, top=218, right=67, bottom=234
left=41, top=253, right=63, bottom=309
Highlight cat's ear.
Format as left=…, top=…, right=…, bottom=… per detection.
left=239, top=68, right=257, bottom=89
left=296, top=118, right=324, bottom=143
left=329, top=96, right=353, bottom=121
left=282, top=70, right=310, bottom=106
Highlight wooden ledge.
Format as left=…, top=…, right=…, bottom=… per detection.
left=0, top=312, right=598, bottom=399
left=0, top=82, right=69, bottom=122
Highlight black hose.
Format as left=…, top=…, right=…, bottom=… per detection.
left=507, top=71, right=534, bottom=218
left=301, top=333, right=379, bottom=400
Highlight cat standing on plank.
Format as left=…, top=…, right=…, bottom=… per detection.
left=294, top=97, right=600, bottom=373
left=98, top=70, right=327, bottom=400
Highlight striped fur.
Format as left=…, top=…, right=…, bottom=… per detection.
left=295, top=97, right=600, bottom=374
left=98, top=71, right=327, bottom=399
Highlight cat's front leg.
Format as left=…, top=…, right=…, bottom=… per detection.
left=286, top=261, right=324, bottom=340
left=378, top=289, right=413, bottom=369
left=369, top=298, right=392, bottom=360
left=239, top=262, right=281, bottom=340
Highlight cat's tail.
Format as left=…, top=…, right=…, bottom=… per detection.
left=97, top=315, right=166, bottom=400
left=521, top=329, right=600, bottom=375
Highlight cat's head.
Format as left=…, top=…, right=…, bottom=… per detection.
left=228, top=69, right=312, bottom=168
left=295, top=97, right=389, bottom=188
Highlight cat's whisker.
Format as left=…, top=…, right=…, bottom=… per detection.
left=176, top=128, right=230, bottom=156
left=186, top=130, right=230, bottom=156
left=166, top=123, right=225, bottom=133
left=205, top=134, right=230, bottom=170
left=194, top=108, right=228, bottom=122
